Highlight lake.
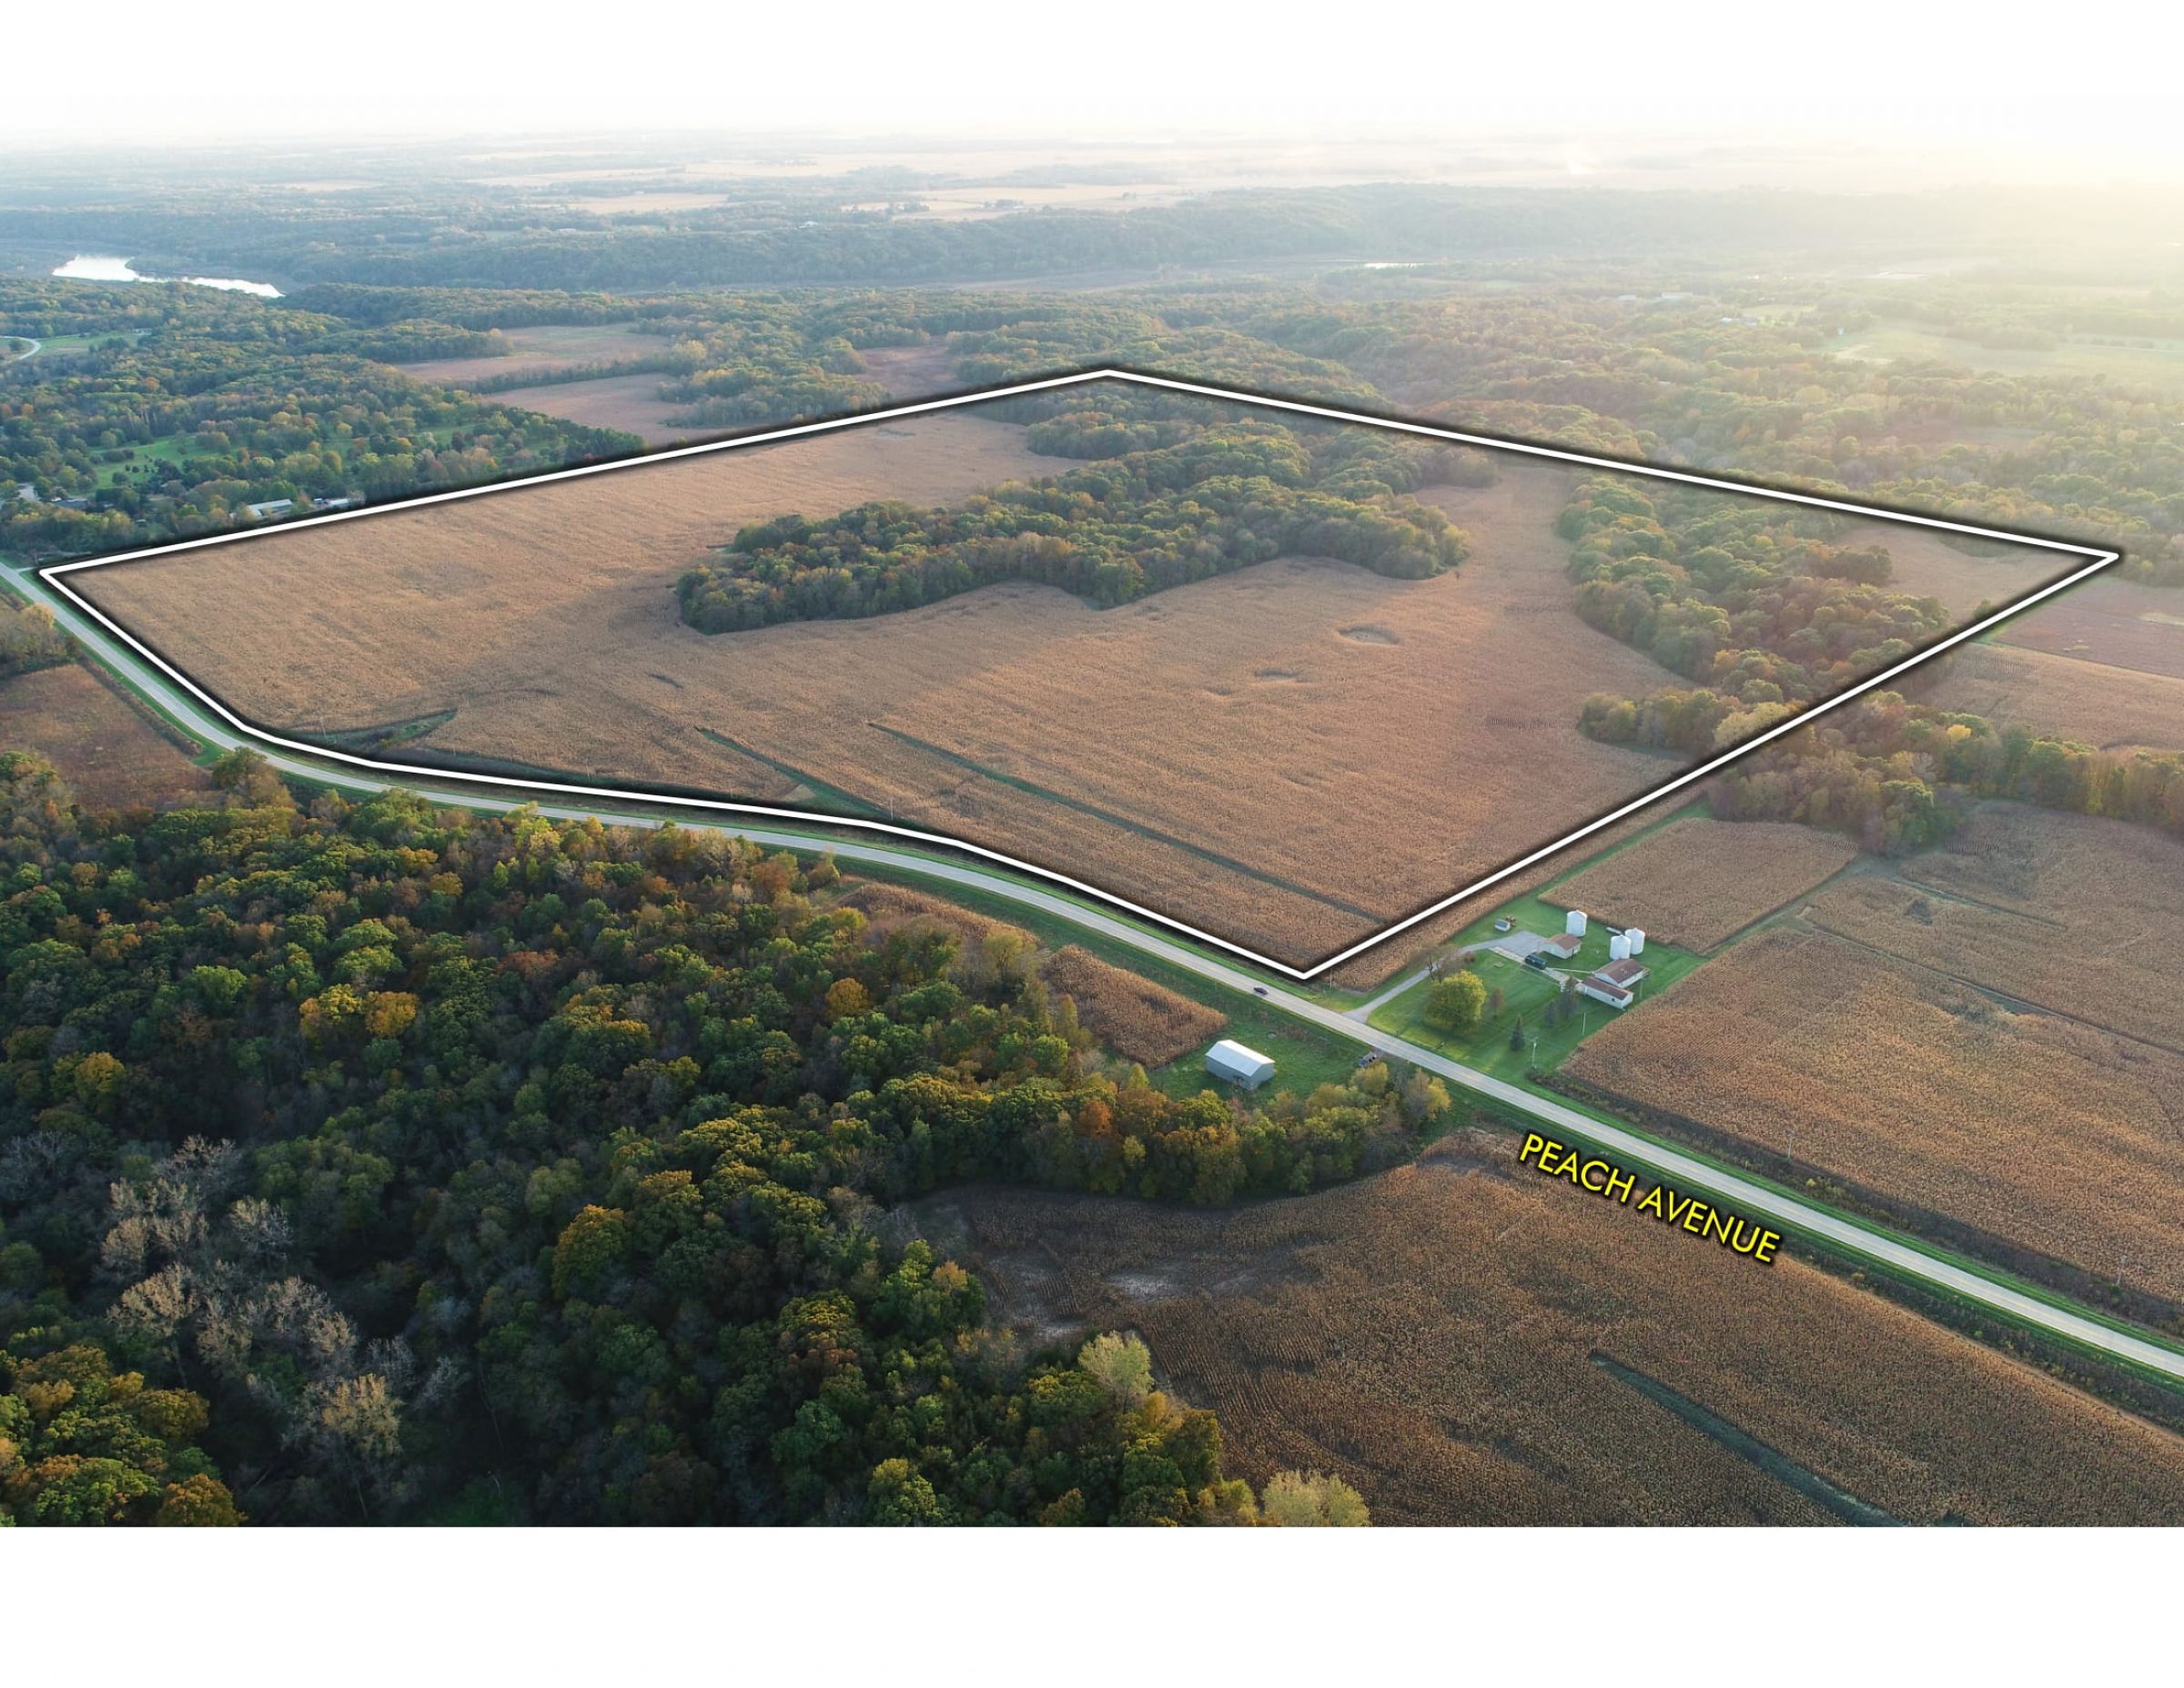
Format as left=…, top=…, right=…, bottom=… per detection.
left=52, top=255, right=282, bottom=298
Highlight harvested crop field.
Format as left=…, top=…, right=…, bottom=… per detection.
left=1041, top=945, right=1227, bottom=1066
left=74, top=403, right=1696, bottom=970
left=1831, top=519, right=2064, bottom=617
left=1563, top=925, right=2184, bottom=1303
left=0, top=662, right=210, bottom=810
left=77, top=411, right=1047, bottom=732
left=480, top=370, right=708, bottom=447
left=400, top=322, right=668, bottom=389
left=1541, top=816, right=1857, bottom=952
left=1802, top=804, right=2184, bottom=1051
left=908, top=1142, right=2184, bottom=1524
left=1994, top=577, right=2184, bottom=681
left=1921, top=641, right=2184, bottom=751
left=855, top=341, right=965, bottom=400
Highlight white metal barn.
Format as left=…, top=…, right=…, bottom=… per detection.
left=1206, top=1039, right=1277, bottom=1090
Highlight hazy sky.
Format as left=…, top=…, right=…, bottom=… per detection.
left=16, top=1, right=2179, bottom=182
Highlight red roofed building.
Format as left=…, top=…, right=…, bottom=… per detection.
left=1578, top=977, right=1634, bottom=1010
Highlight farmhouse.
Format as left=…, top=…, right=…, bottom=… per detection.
left=1206, top=1038, right=1276, bottom=1090
left=1592, top=957, right=1649, bottom=990
left=1578, top=977, right=1634, bottom=1010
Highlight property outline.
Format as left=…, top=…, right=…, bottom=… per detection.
left=38, top=368, right=2122, bottom=981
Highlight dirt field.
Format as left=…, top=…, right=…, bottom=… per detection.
left=1994, top=576, right=2184, bottom=680
left=1922, top=641, right=2184, bottom=751
left=909, top=1143, right=2184, bottom=1524
left=1541, top=816, right=1858, bottom=952
left=1832, top=519, right=2066, bottom=616
left=1564, top=922, right=2184, bottom=1303
left=0, top=662, right=211, bottom=811
left=1803, top=805, right=2184, bottom=1052
left=479, top=370, right=710, bottom=447
left=564, top=192, right=731, bottom=215
left=76, top=407, right=1694, bottom=971
left=855, top=342, right=966, bottom=400
left=1041, top=945, right=1227, bottom=1066
left=401, top=323, right=669, bottom=389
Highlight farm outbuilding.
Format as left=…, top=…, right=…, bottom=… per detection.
left=1578, top=977, right=1634, bottom=1010
left=1593, top=957, right=1650, bottom=990
left=1565, top=909, right=1588, bottom=937
left=1542, top=932, right=1584, bottom=961
left=1206, top=1038, right=1277, bottom=1089
left=1628, top=928, right=1647, bottom=955
left=1609, top=933, right=1632, bottom=962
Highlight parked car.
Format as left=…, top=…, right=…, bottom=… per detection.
left=1524, top=952, right=1550, bottom=971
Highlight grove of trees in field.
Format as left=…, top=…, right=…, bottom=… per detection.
left=677, top=416, right=1470, bottom=631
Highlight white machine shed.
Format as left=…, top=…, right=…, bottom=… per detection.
left=1206, top=1039, right=1277, bottom=1089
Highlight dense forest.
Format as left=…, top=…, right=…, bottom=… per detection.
left=1558, top=473, right=1957, bottom=753
left=0, top=281, right=633, bottom=559
left=0, top=750, right=1433, bottom=1523
left=678, top=409, right=1471, bottom=630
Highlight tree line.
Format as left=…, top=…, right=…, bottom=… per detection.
left=1707, top=689, right=2184, bottom=854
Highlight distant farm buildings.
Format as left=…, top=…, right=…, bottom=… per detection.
left=1205, top=1038, right=1276, bottom=1090
left=244, top=499, right=295, bottom=521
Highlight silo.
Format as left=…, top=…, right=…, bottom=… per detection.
left=1564, top=909, right=1587, bottom=937
left=1628, top=928, right=1646, bottom=955
left=1609, top=933, right=1632, bottom=962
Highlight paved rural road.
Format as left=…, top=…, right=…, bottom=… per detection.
left=14, top=564, right=2184, bottom=1386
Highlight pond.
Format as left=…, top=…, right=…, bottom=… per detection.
left=52, top=255, right=282, bottom=298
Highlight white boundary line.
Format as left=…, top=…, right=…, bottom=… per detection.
left=38, top=368, right=2119, bottom=981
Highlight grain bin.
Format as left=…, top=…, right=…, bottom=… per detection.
left=1628, top=928, right=1646, bottom=955
left=1609, top=933, right=1632, bottom=962
left=1564, top=909, right=1588, bottom=937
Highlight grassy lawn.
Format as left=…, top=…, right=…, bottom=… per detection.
left=11, top=329, right=145, bottom=359
left=1368, top=885, right=1704, bottom=1083
left=97, top=433, right=194, bottom=488
left=1143, top=992, right=1367, bottom=1104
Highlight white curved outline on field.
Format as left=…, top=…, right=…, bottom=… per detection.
left=40, top=368, right=2120, bottom=981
